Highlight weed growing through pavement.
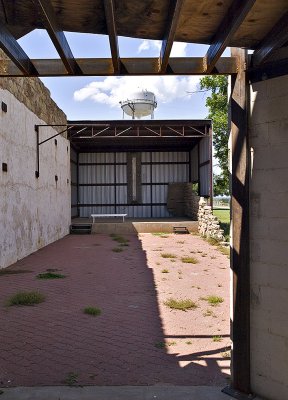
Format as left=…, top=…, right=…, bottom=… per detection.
left=110, top=234, right=130, bottom=245
left=167, top=341, right=176, bottom=346
left=37, top=272, right=66, bottom=279
left=201, top=295, right=224, bottom=306
left=203, top=309, right=216, bottom=317
left=112, top=247, right=123, bottom=252
left=152, top=233, right=169, bottom=238
left=177, top=241, right=185, bottom=244
left=84, top=307, right=101, bottom=316
left=155, top=342, right=165, bottom=348
left=221, top=350, right=231, bottom=358
left=161, top=253, right=177, bottom=259
left=7, top=291, right=45, bottom=306
left=161, top=269, right=169, bottom=273
left=181, top=256, right=198, bottom=264
left=164, top=298, right=198, bottom=311
left=65, top=372, right=79, bottom=386
left=186, top=341, right=192, bottom=345
left=213, top=335, right=223, bottom=342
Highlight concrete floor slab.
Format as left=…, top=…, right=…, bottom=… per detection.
left=0, top=385, right=241, bottom=400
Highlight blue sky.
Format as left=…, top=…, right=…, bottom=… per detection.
left=18, top=30, right=229, bottom=121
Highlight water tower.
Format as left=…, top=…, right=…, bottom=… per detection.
left=120, top=90, right=157, bottom=119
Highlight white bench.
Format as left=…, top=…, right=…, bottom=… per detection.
left=91, top=214, right=127, bottom=223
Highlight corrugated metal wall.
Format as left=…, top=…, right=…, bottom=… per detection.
left=77, top=151, right=190, bottom=218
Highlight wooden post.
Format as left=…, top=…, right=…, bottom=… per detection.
left=228, top=48, right=251, bottom=395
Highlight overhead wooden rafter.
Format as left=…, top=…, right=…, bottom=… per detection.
left=204, top=0, right=256, bottom=73
left=252, top=11, right=288, bottom=67
left=0, top=21, right=38, bottom=75
left=32, top=0, right=82, bottom=75
left=159, top=0, right=184, bottom=73
left=0, top=56, right=238, bottom=77
left=103, top=0, right=121, bottom=74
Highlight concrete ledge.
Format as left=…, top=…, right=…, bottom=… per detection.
left=0, top=385, right=241, bottom=400
left=91, top=221, right=198, bottom=234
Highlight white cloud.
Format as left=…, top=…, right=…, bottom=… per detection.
left=137, top=39, right=188, bottom=57
left=137, top=39, right=150, bottom=53
left=74, top=75, right=200, bottom=108
left=171, top=42, right=188, bottom=57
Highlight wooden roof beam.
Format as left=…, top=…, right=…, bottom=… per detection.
left=252, top=11, right=288, bottom=67
left=0, top=21, right=38, bottom=75
left=204, top=0, right=256, bottom=73
left=104, top=0, right=121, bottom=74
left=0, top=57, right=238, bottom=76
left=33, top=0, right=82, bottom=75
left=159, top=0, right=184, bottom=73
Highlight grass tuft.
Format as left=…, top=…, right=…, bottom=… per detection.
left=112, top=247, right=123, bottom=252
left=155, top=341, right=165, bottom=349
left=84, top=306, right=101, bottom=316
left=110, top=234, right=130, bottom=244
left=37, top=272, right=66, bottom=279
left=203, top=309, right=216, bottom=317
left=201, top=295, right=224, bottom=306
left=213, top=335, right=223, bottom=342
left=7, top=291, right=45, bottom=306
left=64, top=372, right=78, bottom=386
left=164, top=298, right=198, bottom=311
left=152, top=233, right=169, bottom=238
left=161, top=253, right=177, bottom=259
left=181, top=256, right=198, bottom=264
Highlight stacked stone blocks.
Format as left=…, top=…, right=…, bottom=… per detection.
left=198, top=197, right=225, bottom=242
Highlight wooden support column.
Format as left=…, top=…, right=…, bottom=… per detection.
left=226, top=48, right=251, bottom=396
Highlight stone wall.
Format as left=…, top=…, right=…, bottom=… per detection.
left=197, top=197, right=225, bottom=241
left=249, top=74, right=288, bottom=400
left=0, top=78, right=70, bottom=269
left=167, top=183, right=199, bottom=220
left=0, top=77, right=66, bottom=129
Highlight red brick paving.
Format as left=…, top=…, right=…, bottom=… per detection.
left=0, top=233, right=230, bottom=387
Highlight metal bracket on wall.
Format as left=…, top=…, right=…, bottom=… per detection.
left=35, top=124, right=73, bottom=177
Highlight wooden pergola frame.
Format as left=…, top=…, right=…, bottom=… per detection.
left=1, top=1, right=288, bottom=398
left=0, top=0, right=287, bottom=80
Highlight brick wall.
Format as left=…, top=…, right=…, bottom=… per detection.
left=249, top=75, right=288, bottom=399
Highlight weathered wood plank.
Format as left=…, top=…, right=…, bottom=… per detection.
left=229, top=47, right=251, bottom=394
left=33, top=0, right=82, bottom=75
left=104, top=0, right=120, bottom=74
left=204, top=0, right=256, bottom=73
left=0, top=21, right=37, bottom=75
left=0, top=56, right=238, bottom=76
left=252, top=11, right=288, bottom=67
left=159, top=0, right=184, bottom=73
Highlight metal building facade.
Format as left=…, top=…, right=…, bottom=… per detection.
left=68, top=120, right=212, bottom=219
left=77, top=151, right=191, bottom=218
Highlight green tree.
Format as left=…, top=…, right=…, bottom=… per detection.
left=199, top=76, right=229, bottom=196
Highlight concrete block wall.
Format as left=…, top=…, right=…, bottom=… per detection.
left=249, top=75, right=288, bottom=400
left=0, top=78, right=70, bottom=269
